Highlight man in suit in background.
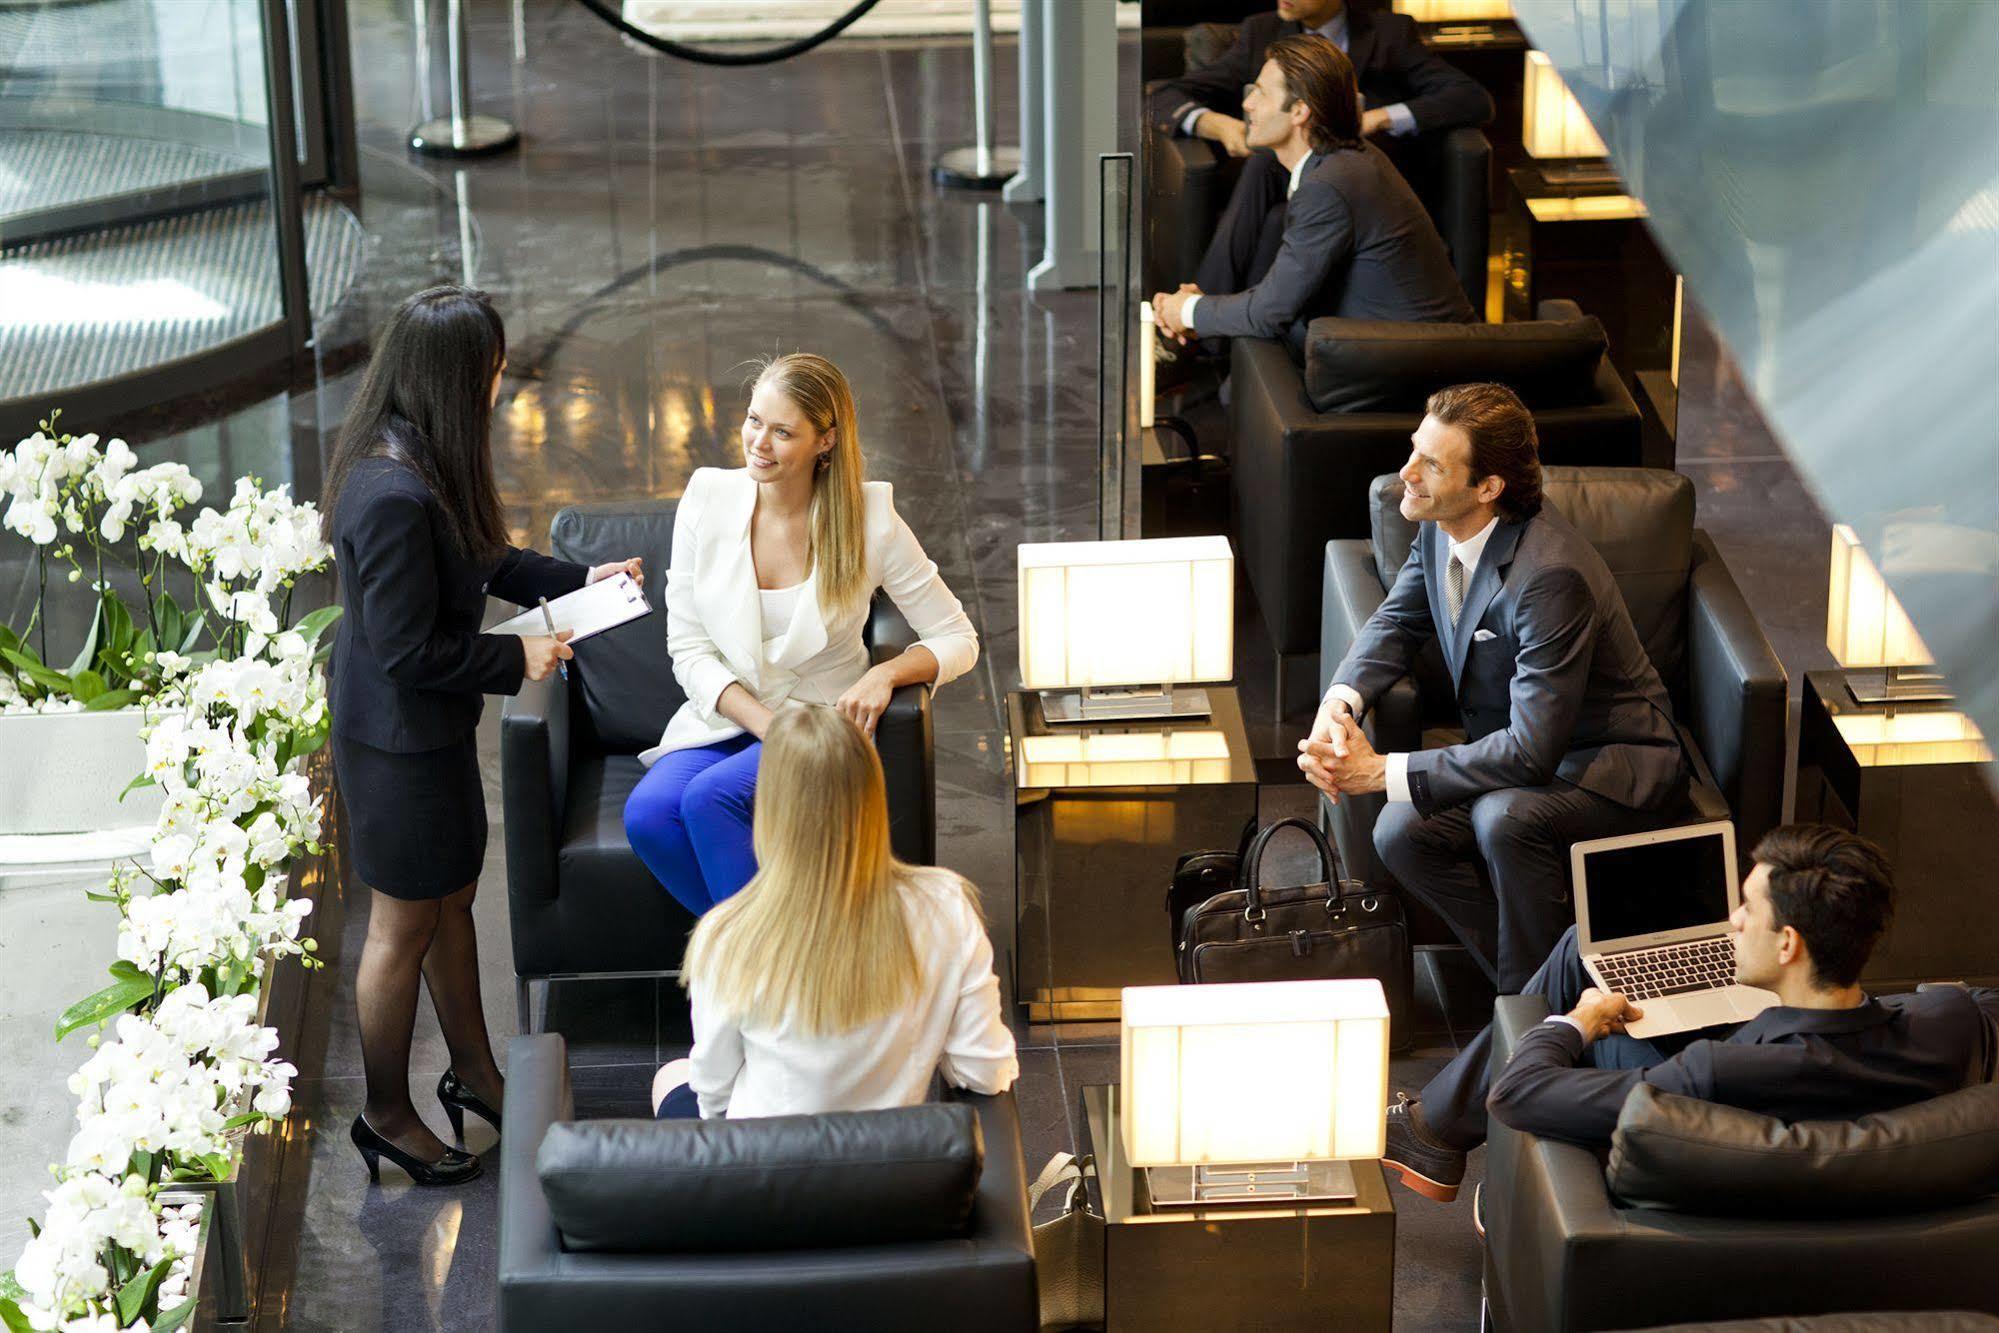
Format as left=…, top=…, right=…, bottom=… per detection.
left=1300, top=382, right=1687, bottom=992
left=1377, top=825, right=1999, bottom=1202
left=1148, top=0, right=1492, bottom=300
left=1149, top=35, right=1473, bottom=359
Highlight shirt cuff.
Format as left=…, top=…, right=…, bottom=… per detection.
left=1181, top=106, right=1208, bottom=137
left=1544, top=1014, right=1589, bottom=1040
left=1180, top=294, right=1201, bottom=332
left=1384, top=102, right=1418, bottom=137
left=1385, top=751, right=1412, bottom=804
left=1328, top=684, right=1366, bottom=717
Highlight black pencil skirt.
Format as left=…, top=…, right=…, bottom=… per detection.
left=330, top=730, right=486, bottom=900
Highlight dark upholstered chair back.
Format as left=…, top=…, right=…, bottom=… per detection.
left=549, top=500, right=685, bottom=758
left=1369, top=467, right=1697, bottom=704
left=1305, top=315, right=1610, bottom=415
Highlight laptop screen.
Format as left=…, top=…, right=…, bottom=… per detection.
left=1581, top=830, right=1732, bottom=943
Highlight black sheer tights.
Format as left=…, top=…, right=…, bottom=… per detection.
left=356, top=882, right=505, bottom=1162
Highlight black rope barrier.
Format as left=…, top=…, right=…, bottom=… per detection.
left=570, top=0, right=882, bottom=66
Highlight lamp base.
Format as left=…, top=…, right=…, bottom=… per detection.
left=1844, top=666, right=1953, bottom=705
left=1532, top=157, right=1622, bottom=188
left=1040, top=686, right=1212, bottom=725
left=1145, top=1160, right=1357, bottom=1209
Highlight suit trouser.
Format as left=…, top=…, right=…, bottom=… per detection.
left=1373, top=779, right=1663, bottom=994
left=1194, top=149, right=1289, bottom=296
left=1415, top=923, right=1695, bottom=1150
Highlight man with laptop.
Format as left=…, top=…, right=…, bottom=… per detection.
left=1380, top=822, right=1999, bottom=1203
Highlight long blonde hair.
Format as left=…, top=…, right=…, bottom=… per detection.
left=750, top=353, right=869, bottom=618
left=681, top=705, right=920, bottom=1035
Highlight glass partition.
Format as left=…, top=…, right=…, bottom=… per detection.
left=1097, top=150, right=1137, bottom=539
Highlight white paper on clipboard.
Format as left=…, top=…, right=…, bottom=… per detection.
left=489, top=573, right=651, bottom=644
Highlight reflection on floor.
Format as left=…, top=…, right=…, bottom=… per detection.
left=0, top=4, right=1842, bottom=1330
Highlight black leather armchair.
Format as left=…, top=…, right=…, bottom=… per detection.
left=1235, top=299, right=1644, bottom=672
left=498, top=1034, right=1036, bottom=1332
left=500, top=500, right=935, bottom=1031
left=1481, top=995, right=1999, bottom=1332
left=1319, top=468, right=1787, bottom=942
left=1144, top=26, right=1492, bottom=306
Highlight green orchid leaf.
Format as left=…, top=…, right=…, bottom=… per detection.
left=85, top=689, right=140, bottom=712
left=70, top=668, right=107, bottom=703
left=294, top=605, right=343, bottom=647
left=114, top=1257, right=172, bottom=1326
left=152, top=1296, right=198, bottom=1333
left=1, top=647, right=70, bottom=695
left=0, top=1295, right=33, bottom=1333
left=68, top=597, right=104, bottom=676
left=55, top=973, right=153, bottom=1040
left=178, top=613, right=207, bottom=655
left=120, top=772, right=159, bottom=801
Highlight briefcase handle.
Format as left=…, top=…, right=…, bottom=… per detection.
left=1238, top=817, right=1344, bottom=922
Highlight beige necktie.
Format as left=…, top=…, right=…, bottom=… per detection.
left=1447, top=552, right=1467, bottom=625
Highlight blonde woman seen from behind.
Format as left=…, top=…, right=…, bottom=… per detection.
left=651, top=705, right=1018, bottom=1120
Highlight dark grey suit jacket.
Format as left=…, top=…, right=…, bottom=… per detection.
left=1331, top=506, right=1685, bottom=816
left=1191, top=141, right=1474, bottom=355
left=1146, top=8, right=1494, bottom=139
left=1487, top=986, right=1999, bottom=1148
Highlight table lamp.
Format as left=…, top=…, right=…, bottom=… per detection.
left=1018, top=536, right=1233, bottom=723
left=1394, top=0, right=1514, bottom=19
left=1523, top=50, right=1617, bottom=187
left=1120, top=978, right=1390, bottom=1207
left=1826, top=524, right=1950, bottom=704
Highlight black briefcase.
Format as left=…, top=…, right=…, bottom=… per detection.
left=1175, top=817, right=1412, bottom=1036
left=1164, top=814, right=1256, bottom=958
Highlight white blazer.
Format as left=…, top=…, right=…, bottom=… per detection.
left=641, top=466, right=980, bottom=765
left=687, top=867, right=1019, bottom=1119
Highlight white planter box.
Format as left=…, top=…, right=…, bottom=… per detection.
left=0, top=707, right=164, bottom=837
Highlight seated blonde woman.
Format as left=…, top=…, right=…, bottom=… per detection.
left=652, top=704, right=1018, bottom=1119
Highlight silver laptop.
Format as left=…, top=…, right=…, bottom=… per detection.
left=1571, top=821, right=1777, bottom=1039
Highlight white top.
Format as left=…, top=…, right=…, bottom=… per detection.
left=1327, top=515, right=1504, bottom=805
left=643, top=467, right=981, bottom=764
left=687, top=868, right=1020, bottom=1119
left=758, top=582, right=803, bottom=648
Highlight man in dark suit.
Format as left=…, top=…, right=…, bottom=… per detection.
left=1149, top=34, right=1473, bottom=359
left=1149, top=0, right=1492, bottom=305
left=1300, top=383, right=1687, bottom=992
left=1377, top=825, right=1999, bottom=1202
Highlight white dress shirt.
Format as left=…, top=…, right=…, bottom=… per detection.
left=687, top=867, right=1020, bottom=1119
left=1329, top=514, right=1500, bottom=803
left=643, top=467, right=979, bottom=764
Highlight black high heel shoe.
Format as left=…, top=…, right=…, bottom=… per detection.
left=437, top=1070, right=502, bottom=1141
left=350, top=1115, right=481, bottom=1187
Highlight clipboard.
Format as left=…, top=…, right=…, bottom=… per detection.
left=490, top=573, right=652, bottom=643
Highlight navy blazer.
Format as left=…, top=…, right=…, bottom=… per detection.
left=1146, top=7, right=1494, bottom=139
left=1332, top=506, right=1685, bottom=816
left=1488, top=986, right=1999, bottom=1148
left=328, top=456, right=586, bottom=753
left=1189, top=141, right=1474, bottom=355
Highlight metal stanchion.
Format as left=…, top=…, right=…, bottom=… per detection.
left=410, top=0, right=520, bottom=157
left=933, top=0, right=1020, bottom=189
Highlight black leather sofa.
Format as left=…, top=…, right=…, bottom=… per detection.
left=1319, top=468, right=1787, bottom=942
left=1481, top=994, right=1999, bottom=1332
left=1235, top=299, right=1645, bottom=682
left=498, top=1034, right=1037, bottom=1332
left=500, top=499, right=935, bottom=1031
left=1144, top=23, right=1492, bottom=306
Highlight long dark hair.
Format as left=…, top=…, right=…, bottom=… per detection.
left=322, top=285, right=510, bottom=555
left=1266, top=33, right=1364, bottom=154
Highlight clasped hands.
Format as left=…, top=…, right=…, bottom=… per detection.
left=1296, top=697, right=1389, bottom=803
left=1150, top=284, right=1202, bottom=343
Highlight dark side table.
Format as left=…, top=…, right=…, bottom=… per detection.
left=1010, top=687, right=1256, bottom=1022
left=1080, top=1084, right=1395, bottom=1331
left=1796, top=671, right=1999, bottom=987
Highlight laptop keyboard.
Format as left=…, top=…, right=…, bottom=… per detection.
left=1590, top=936, right=1736, bottom=1001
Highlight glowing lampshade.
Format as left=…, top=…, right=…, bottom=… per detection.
left=1394, top=0, right=1514, bottom=20
left=1119, top=979, right=1390, bottom=1168
left=1523, top=51, right=1608, bottom=159
left=1017, top=537, right=1233, bottom=690
left=1827, top=524, right=1933, bottom=669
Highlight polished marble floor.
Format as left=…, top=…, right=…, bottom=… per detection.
left=0, top=3, right=1853, bottom=1329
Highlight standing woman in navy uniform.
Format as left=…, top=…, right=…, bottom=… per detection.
left=322, top=286, right=642, bottom=1185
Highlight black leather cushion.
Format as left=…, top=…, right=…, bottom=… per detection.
left=538, top=1103, right=985, bottom=1253
left=1369, top=467, right=1696, bottom=691
left=1630, top=1315, right=1999, bottom=1332
left=1304, top=315, right=1610, bottom=415
left=555, top=754, right=697, bottom=972
left=549, top=501, right=685, bottom=757
left=1607, top=1083, right=1999, bottom=1218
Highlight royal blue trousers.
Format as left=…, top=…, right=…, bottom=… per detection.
left=623, top=734, right=761, bottom=916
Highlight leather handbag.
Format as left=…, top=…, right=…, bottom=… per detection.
left=1027, top=1152, right=1104, bottom=1332
left=1164, top=814, right=1256, bottom=957
left=1175, top=817, right=1412, bottom=1033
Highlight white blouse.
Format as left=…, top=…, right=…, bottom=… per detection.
left=687, top=868, right=1019, bottom=1120
left=643, top=467, right=981, bottom=764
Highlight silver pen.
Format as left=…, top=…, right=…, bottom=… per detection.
left=538, top=596, right=568, bottom=680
